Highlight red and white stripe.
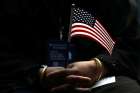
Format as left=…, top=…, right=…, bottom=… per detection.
left=70, top=20, right=115, bottom=55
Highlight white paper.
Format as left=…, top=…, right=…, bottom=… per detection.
left=92, top=76, right=116, bottom=88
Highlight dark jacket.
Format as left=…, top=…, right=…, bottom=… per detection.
left=71, top=0, right=140, bottom=83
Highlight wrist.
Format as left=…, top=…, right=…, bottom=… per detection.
left=91, top=58, right=108, bottom=81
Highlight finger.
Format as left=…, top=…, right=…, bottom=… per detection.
left=51, top=84, right=72, bottom=93
left=47, top=68, right=79, bottom=78
left=74, top=88, right=91, bottom=93
left=46, top=70, right=68, bottom=85
left=66, top=75, right=92, bottom=87
left=47, top=67, right=65, bottom=74
left=66, top=75, right=92, bottom=81
left=46, top=68, right=81, bottom=86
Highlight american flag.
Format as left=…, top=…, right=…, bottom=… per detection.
left=69, top=6, right=115, bottom=55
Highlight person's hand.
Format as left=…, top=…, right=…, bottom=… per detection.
left=39, top=67, right=65, bottom=89
left=49, top=60, right=104, bottom=92
left=46, top=67, right=65, bottom=74
left=65, top=60, right=101, bottom=87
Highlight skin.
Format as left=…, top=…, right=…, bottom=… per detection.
left=42, top=60, right=107, bottom=92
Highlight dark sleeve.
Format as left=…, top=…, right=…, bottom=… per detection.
left=96, top=33, right=140, bottom=79
left=96, top=1, right=140, bottom=80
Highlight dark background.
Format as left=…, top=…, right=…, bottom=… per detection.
left=0, top=0, right=71, bottom=92
left=0, top=0, right=140, bottom=92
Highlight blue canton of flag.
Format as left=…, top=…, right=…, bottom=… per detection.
left=70, top=6, right=115, bottom=55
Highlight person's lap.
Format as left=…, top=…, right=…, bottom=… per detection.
left=90, top=76, right=140, bottom=93
left=14, top=76, right=140, bottom=93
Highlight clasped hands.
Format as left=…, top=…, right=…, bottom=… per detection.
left=40, top=60, right=105, bottom=93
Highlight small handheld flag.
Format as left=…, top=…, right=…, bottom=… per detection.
left=69, top=5, right=115, bottom=55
